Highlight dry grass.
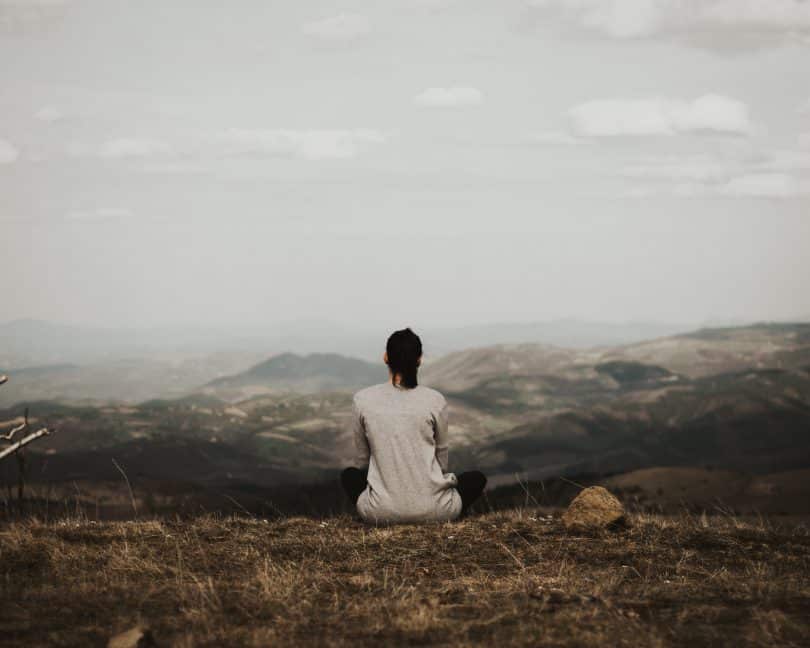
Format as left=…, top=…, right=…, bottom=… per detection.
left=1, top=510, right=809, bottom=647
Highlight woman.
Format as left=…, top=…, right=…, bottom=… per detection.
left=341, top=328, right=487, bottom=523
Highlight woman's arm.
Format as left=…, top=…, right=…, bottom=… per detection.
left=433, top=398, right=450, bottom=473
left=351, top=397, right=371, bottom=468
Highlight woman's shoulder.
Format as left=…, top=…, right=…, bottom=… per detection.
left=353, top=382, right=390, bottom=405
left=416, top=384, right=447, bottom=408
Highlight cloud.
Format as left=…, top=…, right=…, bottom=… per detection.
left=0, top=138, right=18, bottom=164
left=98, top=138, right=173, bottom=159
left=220, top=129, right=386, bottom=160
left=302, top=14, right=370, bottom=41
left=65, top=207, right=132, bottom=222
left=620, top=150, right=810, bottom=199
left=529, top=0, right=810, bottom=45
left=35, top=106, right=63, bottom=122
left=413, top=87, right=484, bottom=108
left=719, top=173, right=805, bottom=198
left=568, top=94, right=751, bottom=137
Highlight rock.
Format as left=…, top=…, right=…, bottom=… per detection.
left=107, top=625, right=156, bottom=648
left=562, top=486, right=627, bottom=530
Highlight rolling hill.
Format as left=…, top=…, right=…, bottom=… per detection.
left=202, top=352, right=388, bottom=400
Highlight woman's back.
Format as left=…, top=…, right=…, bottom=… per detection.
left=350, top=381, right=462, bottom=523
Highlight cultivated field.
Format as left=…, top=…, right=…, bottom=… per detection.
left=1, top=509, right=808, bottom=647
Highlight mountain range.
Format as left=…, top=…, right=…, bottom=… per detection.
left=2, top=321, right=809, bottom=515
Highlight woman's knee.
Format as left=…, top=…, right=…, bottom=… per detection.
left=341, top=467, right=368, bottom=501
left=341, top=466, right=362, bottom=484
left=458, top=470, right=487, bottom=493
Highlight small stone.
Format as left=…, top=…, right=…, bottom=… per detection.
left=562, top=486, right=627, bottom=530
left=107, top=625, right=156, bottom=648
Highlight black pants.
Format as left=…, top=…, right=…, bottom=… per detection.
left=340, top=467, right=487, bottom=516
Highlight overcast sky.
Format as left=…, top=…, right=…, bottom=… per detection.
left=1, top=0, right=809, bottom=331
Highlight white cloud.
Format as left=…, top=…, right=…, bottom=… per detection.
left=719, top=173, right=804, bottom=198
left=0, top=138, right=18, bottom=164
left=302, top=14, right=370, bottom=41
left=530, top=0, right=662, bottom=38
left=65, top=207, right=132, bottom=222
left=98, top=138, right=173, bottom=159
left=618, top=147, right=810, bottom=199
left=220, top=129, right=386, bottom=160
left=569, top=94, right=751, bottom=137
left=530, top=0, right=810, bottom=44
left=34, top=106, right=63, bottom=122
left=413, top=87, right=484, bottom=108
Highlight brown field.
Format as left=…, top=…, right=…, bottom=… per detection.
left=1, top=510, right=809, bottom=647
left=604, top=467, right=810, bottom=515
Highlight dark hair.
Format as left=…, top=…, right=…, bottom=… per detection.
left=386, top=328, right=422, bottom=389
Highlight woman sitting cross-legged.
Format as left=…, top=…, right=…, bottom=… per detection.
left=341, top=327, right=487, bottom=524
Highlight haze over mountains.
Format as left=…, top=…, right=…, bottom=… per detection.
left=0, top=317, right=701, bottom=369
left=2, top=320, right=809, bottom=517
left=0, top=316, right=756, bottom=406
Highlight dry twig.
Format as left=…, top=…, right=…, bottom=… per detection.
left=0, top=427, right=51, bottom=461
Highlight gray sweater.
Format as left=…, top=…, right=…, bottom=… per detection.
left=350, top=381, right=462, bottom=523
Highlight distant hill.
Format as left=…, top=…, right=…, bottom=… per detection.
left=604, top=322, right=810, bottom=378
left=420, top=344, right=582, bottom=393
left=421, top=322, right=810, bottom=393
left=203, top=352, right=387, bottom=399
left=468, top=364, right=810, bottom=485
left=0, top=352, right=265, bottom=408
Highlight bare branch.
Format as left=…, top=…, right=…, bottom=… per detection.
left=1, top=407, right=29, bottom=441
left=0, top=422, right=25, bottom=442
left=0, top=375, right=7, bottom=386
left=0, top=427, right=50, bottom=461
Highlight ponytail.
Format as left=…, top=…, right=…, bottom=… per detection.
left=386, top=328, right=422, bottom=389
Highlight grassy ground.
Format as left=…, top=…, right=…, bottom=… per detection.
left=1, top=510, right=809, bottom=647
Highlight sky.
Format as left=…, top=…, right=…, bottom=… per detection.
left=1, top=0, right=809, bottom=332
